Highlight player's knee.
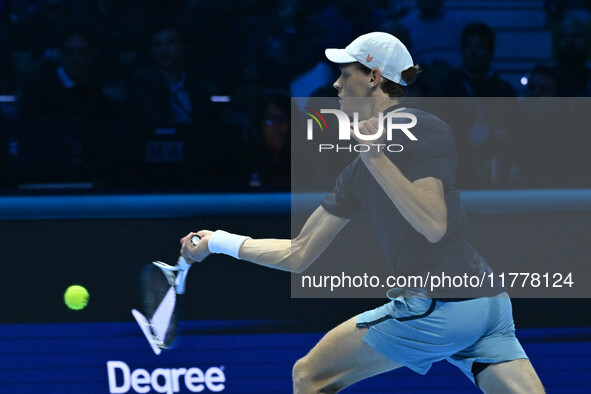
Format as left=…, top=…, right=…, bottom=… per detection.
left=293, top=357, right=334, bottom=394
left=292, top=358, right=311, bottom=392
left=477, top=359, right=545, bottom=394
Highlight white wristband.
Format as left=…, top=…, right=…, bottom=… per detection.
left=208, top=230, right=250, bottom=259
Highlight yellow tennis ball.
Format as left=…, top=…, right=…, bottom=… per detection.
left=64, top=285, right=89, bottom=310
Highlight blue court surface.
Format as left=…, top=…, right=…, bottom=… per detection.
left=1, top=321, right=590, bottom=393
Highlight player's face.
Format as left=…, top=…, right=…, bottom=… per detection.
left=333, top=63, right=372, bottom=113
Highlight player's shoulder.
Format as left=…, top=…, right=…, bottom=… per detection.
left=402, top=107, right=454, bottom=138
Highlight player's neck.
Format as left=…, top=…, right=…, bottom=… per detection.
left=371, top=96, right=400, bottom=118
left=353, top=93, right=400, bottom=120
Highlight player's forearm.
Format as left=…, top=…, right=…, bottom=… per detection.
left=194, top=207, right=348, bottom=272
left=237, top=207, right=348, bottom=272
left=238, top=238, right=310, bottom=273
left=361, top=152, right=447, bottom=242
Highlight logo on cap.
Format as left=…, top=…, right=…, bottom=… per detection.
left=366, top=54, right=373, bottom=62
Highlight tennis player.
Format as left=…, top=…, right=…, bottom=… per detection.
left=180, top=32, right=544, bottom=393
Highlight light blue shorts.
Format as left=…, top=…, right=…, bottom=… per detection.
left=356, top=289, right=527, bottom=384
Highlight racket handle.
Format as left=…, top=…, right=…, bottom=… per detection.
left=166, top=235, right=198, bottom=295
left=175, top=256, right=192, bottom=294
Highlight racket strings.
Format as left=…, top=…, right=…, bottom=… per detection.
left=139, top=264, right=178, bottom=349
left=149, top=286, right=176, bottom=346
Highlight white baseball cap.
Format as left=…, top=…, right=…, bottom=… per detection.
left=325, top=32, right=414, bottom=86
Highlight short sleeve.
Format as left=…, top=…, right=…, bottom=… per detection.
left=401, top=114, right=458, bottom=186
left=321, top=159, right=363, bottom=218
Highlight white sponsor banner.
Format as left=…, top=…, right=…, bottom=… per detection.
left=107, top=361, right=225, bottom=393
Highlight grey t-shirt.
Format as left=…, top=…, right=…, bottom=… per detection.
left=321, top=105, right=501, bottom=298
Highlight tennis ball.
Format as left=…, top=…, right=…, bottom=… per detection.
left=64, top=285, right=89, bottom=310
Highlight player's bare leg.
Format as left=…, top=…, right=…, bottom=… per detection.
left=476, top=359, right=545, bottom=393
left=292, top=316, right=402, bottom=393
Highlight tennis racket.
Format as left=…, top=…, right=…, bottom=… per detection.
left=132, top=235, right=199, bottom=355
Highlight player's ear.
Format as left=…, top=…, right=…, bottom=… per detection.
left=369, top=68, right=381, bottom=88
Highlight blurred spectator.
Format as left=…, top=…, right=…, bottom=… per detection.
left=10, top=0, right=74, bottom=80
left=0, top=3, right=15, bottom=95
left=20, top=31, right=118, bottom=119
left=447, top=23, right=516, bottom=97
left=1, top=42, right=20, bottom=186
left=399, top=0, right=468, bottom=69
left=550, top=14, right=591, bottom=185
left=332, top=0, right=374, bottom=39
left=64, top=0, right=162, bottom=104
left=377, top=18, right=452, bottom=98
left=290, top=1, right=366, bottom=99
left=526, top=65, right=564, bottom=97
left=244, top=93, right=291, bottom=191
left=545, top=0, right=591, bottom=27
left=513, top=65, right=572, bottom=187
left=182, top=1, right=280, bottom=92
left=513, top=63, right=590, bottom=188
left=125, top=24, right=232, bottom=190
left=226, top=2, right=298, bottom=120
left=369, top=0, right=409, bottom=26
left=127, top=25, right=216, bottom=127
left=0, top=101, right=4, bottom=186
left=291, top=1, right=376, bottom=100
left=18, top=31, right=120, bottom=185
left=552, top=15, right=591, bottom=97
left=378, top=18, right=411, bottom=50
left=1, top=4, right=17, bottom=187
left=445, top=23, right=516, bottom=188
left=0, top=1, right=18, bottom=132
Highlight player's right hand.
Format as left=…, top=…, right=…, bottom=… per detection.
left=180, top=230, right=212, bottom=263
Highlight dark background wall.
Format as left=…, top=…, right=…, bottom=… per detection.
left=2, top=196, right=590, bottom=331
